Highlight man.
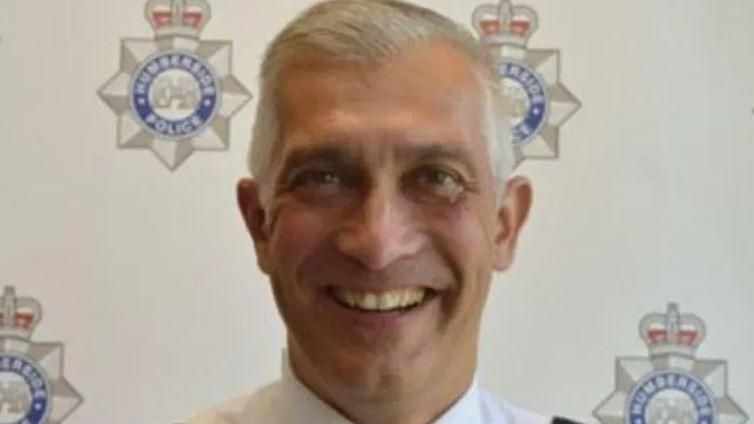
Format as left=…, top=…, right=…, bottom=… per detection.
left=189, top=0, right=578, bottom=423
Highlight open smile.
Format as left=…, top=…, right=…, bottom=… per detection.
left=326, top=286, right=439, bottom=313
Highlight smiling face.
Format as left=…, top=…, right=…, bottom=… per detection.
left=238, top=42, right=532, bottom=411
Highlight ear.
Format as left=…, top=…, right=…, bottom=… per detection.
left=492, top=176, right=533, bottom=271
left=237, top=178, right=272, bottom=274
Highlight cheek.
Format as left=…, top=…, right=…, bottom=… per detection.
left=419, top=198, right=495, bottom=266
left=269, top=204, right=332, bottom=273
left=419, top=200, right=495, bottom=321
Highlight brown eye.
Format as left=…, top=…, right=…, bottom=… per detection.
left=291, top=170, right=341, bottom=188
left=285, top=169, right=350, bottom=203
left=407, top=167, right=466, bottom=202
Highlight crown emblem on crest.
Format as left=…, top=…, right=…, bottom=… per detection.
left=0, top=286, right=42, bottom=339
left=595, top=303, right=748, bottom=424
left=639, top=303, right=706, bottom=358
left=472, top=0, right=539, bottom=47
left=145, top=0, right=211, bottom=38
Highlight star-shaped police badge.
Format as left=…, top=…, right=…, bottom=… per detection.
left=0, top=286, right=83, bottom=424
left=472, top=0, right=580, bottom=166
left=594, top=303, right=748, bottom=424
left=99, top=0, right=252, bottom=170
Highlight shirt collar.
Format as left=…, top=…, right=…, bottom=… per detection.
left=279, top=351, right=485, bottom=424
left=280, top=352, right=352, bottom=423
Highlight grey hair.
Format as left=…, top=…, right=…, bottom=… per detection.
left=248, top=0, right=513, bottom=199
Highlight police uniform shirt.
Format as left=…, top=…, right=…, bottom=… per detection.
left=186, top=353, right=564, bottom=424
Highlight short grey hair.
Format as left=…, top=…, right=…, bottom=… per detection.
left=248, top=0, right=512, bottom=198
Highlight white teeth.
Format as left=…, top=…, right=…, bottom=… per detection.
left=377, top=293, right=393, bottom=310
left=363, top=293, right=378, bottom=309
left=332, top=288, right=427, bottom=311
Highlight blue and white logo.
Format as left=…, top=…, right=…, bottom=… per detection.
left=472, top=0, right=581, bottom=166
left=130, top=50, right=220, bottom=139
left=0, top=287, right=82, bottom=423
left=595, top=304, right=748, bottom=424
left=100, top=0, right=252, bottom=170
left=627, top=370, right=716, bottom=424
left=0, top=354, right=50, bottom=424
left=499, top=60, right=549, bottom=145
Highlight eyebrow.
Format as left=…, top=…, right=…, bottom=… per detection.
left=275, top=141, right=479, bottom=184
left=276, top=145, right=362, bottom=182
left=396, top=144, right=478, bottom=178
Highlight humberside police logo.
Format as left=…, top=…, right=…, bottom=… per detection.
left=0, top=287, right=82, bottom=424
left=472, top=0, right=580, bottom=166
left=594, top=303, right=748, bottom=424
left=99, top=0, right=252, bottom=170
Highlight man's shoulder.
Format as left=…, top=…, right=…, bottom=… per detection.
left=477, top=388, right=552, bottom=424
left=185, top=381, right=283, bottom=424
left=478, top=389, right=584, bottom=424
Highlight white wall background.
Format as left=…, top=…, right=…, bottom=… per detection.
left=0, top=0, right=752, bottom=423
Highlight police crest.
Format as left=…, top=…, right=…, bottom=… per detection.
left=0, top=287, right=82, bottom=424
left=594, top=303, right=748, bottom=424
left=99, top=0, right=252, bottom=170
left=472, top=0, right=580, bottom=166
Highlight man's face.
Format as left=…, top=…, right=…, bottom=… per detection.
left=238, top=43, right=531, bottom=400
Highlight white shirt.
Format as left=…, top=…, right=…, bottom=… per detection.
left=187, top=355, right=552, bottom=424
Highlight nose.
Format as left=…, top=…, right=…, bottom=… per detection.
left=334, top=185, right=425, bottom=271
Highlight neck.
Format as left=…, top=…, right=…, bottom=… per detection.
left=287, top=341, right=477, bottom=424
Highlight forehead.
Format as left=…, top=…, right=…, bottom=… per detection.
left=275, top=42, right=486, bottom=159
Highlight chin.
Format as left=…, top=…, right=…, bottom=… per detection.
left=321, top=340, right=435, bottom=397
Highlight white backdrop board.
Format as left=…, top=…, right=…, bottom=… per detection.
left=0, top=0, right=752, bottom=423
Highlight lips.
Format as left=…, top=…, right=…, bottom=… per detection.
left=328, top=287, right=434, bottom=312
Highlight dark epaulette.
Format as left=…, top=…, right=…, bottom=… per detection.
left=551, top=417, right=585, bottom=424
